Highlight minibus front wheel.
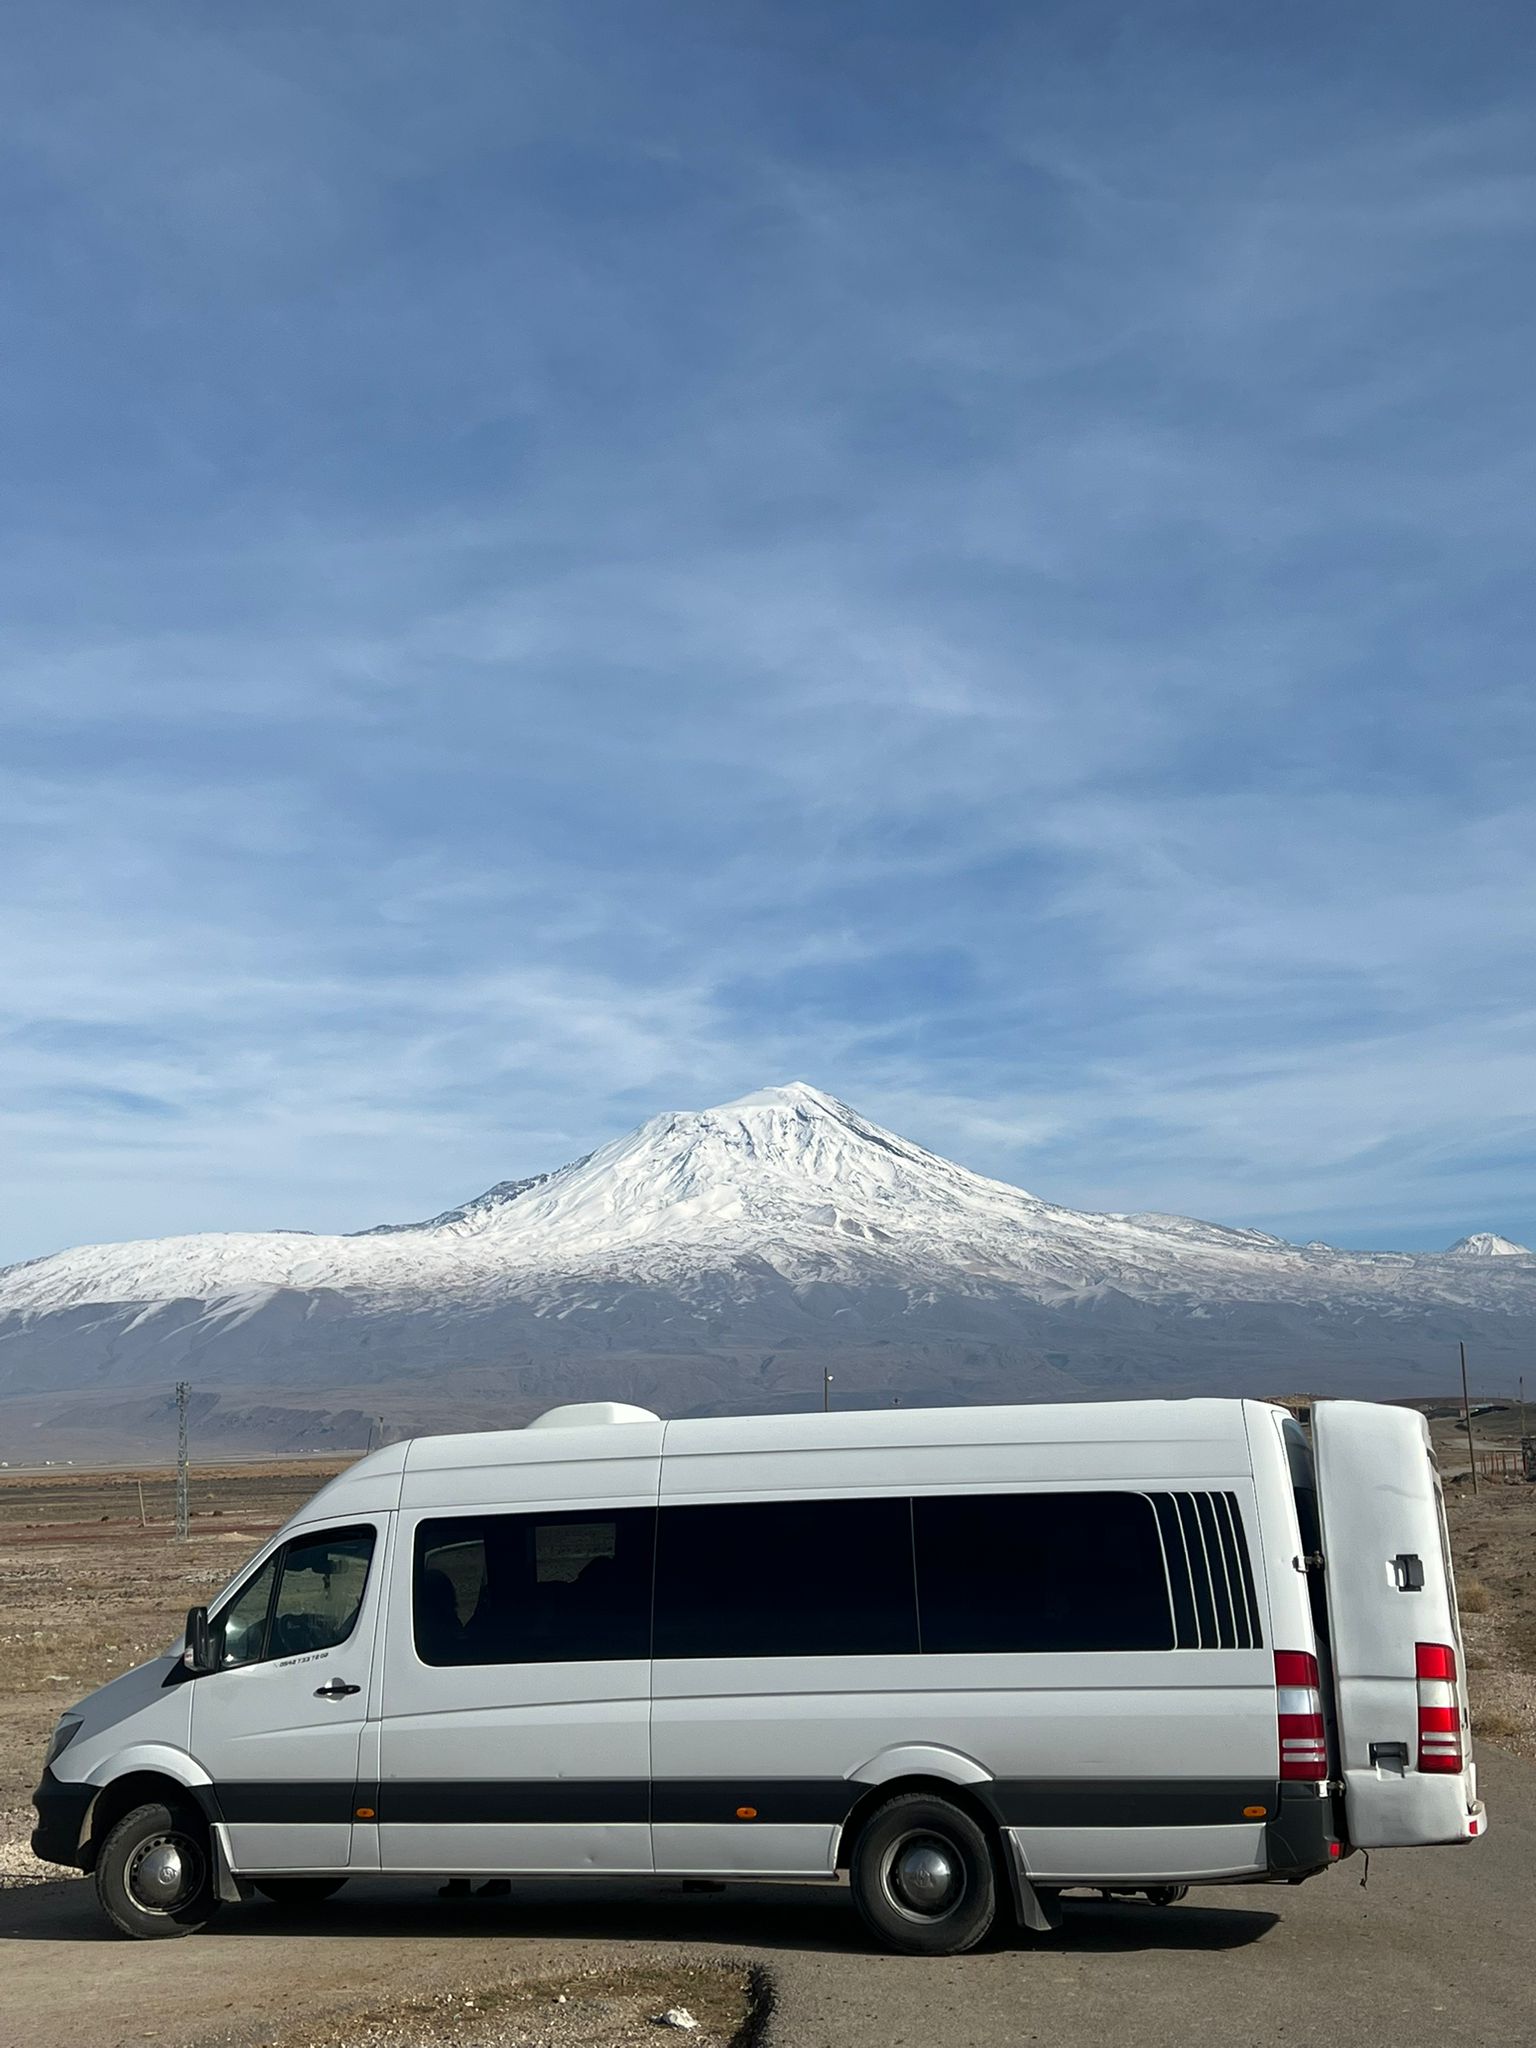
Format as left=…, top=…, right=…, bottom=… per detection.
left=94, top=1799, right=219, bottom=1940
left=848, top=1791, right=998, bottom=1955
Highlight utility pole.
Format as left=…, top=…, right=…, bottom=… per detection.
left=822, top=1370, right=833, bottom=1413
left=174, top=1382, right=191, bottom=1539
left=1520, top=1373, right=1527, bottom=1445
left=1458, top=1343, right=1478, bottom=1495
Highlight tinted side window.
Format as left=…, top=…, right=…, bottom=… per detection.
left=217, top=1556, right=278, bottom=1668
left=914, top=1491, right=1174, bottom=1653
left=269, top=1530, right=375, bottom=1658
left=414, top=1508, right=654, bottom=1665
left=214, top=1526, right=375, bottom=1667
left=654, top=1497, right=918, bottom=1659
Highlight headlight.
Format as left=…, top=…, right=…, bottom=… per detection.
left=44, top=1718, right=82, bottom=1769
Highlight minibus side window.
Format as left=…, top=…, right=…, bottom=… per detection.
left=214, top=1526, right=375, bottom=1668
left=653, top=1497, right=918, bottom=1660
left=268, top=1530, right=375, bottom=1659
left=218, top=1557, right=278, bottom=1668
left=413, top=1508, right=654, bottom=1666
left=915, top=1491, right=1175, bottom=1653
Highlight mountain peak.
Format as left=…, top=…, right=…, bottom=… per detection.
left=708, top=1082, right=847, bottom=1115
left=1445, top=1232, right=1530, bottom=1258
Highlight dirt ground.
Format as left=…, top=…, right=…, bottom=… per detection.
left=1427, top=1407, right=1536, bottom=1761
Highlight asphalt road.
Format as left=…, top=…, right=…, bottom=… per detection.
left=2, top=1748, right=1531, bottom=2048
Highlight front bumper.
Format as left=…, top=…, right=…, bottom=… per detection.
left=30, top=1768, right=96, bottom=1871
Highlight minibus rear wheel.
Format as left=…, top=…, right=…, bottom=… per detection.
left=253, top=1877, right=349, bottom=1907
left=95, top=1799, right=219, bottom=1940
left=849, top=1792, right=998, bottom=1955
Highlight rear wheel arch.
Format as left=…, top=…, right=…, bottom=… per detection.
left=836, top=1774, right=1002, bottom=1872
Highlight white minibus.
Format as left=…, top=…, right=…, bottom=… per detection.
left=32, top=1396, right=1486, bottom=1951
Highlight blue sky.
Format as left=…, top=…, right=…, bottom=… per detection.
left=3, top=1, right=1534, bottom=1264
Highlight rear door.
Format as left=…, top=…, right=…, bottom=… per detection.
left=1311, top=1402, right=1484, bottom=1848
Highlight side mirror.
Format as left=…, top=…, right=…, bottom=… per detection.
left=182, top=1605, right=216, bottom=1676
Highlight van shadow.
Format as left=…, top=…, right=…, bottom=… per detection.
left=0, top=1876, right=1279, bottom=1957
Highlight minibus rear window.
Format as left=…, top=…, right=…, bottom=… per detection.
left=915, top=1491, right=1175, bottom=1653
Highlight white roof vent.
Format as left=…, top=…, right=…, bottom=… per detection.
left=526, top=1401, right=661, bottom=1430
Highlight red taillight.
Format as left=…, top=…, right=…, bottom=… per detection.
left=1416, top=1641, right=1464, bottom=1775
left=1275, top=1649, right=1327, bottom=1780
left=1415, top=1641, right=1457, bottom=1683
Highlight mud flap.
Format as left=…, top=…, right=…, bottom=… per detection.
left=1002, top=1830, right=1063, bottom=1931
left=210, top=1823, right=252, bottom=1904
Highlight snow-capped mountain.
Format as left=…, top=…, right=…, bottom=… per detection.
left=1, top=1084, right=1531, bottom=1454
left=1444, top=1233, right=1531, bottom=1258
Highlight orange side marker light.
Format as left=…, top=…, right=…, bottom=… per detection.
left=735, top=1806, right=758, bottom=1820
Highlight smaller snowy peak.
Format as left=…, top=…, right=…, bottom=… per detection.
left=1445, top=1232, right=1531, bottom=1258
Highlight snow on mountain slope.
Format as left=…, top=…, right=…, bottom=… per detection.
left=1445, top=1232, right=1530, bottom=1258
left=1, top=1083, right=1530, bottom=1324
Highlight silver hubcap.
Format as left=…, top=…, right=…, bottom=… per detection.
left=127, top=1832, right=201, bottom=1913
left=882, top=1832, right=965, bottom=1920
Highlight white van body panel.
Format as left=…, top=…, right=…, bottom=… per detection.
left=288, top=1443, right=408, bottom=1526
left=656, top=1402, right=1253, bottom=1498
left=370, top=1422, right=662, bottom=1875
left=1312, top=1401, right=1482, bottom=1848
left=1017, top=1823, right=1266, bottom=1882
left=55, top=1659, right=193, bottom=1792
left=650, top=1403, right=1279, bottom=1885
left=81, top=1739, right=210, bottom=1790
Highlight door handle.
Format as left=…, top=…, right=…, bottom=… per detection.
left=313, top=1678, right=361, bottom=1699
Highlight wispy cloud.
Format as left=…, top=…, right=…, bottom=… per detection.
left=2, top=3, right=1533, bottom=1261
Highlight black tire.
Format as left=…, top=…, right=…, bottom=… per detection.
left=1142, top=1885, right=1188, bottom=1907
left=848, top=1793, right=998, bottom=1955
left=253, top=1877, right=348, bottom=1906
left=94, top=1799, right=219, bottom=1940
